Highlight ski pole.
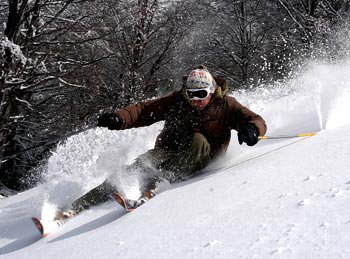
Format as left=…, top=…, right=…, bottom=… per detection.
left=258, top=132, right=318, bottom=140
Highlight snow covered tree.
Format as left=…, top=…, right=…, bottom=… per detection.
left=172, top=0, right=350, bottom=87
left=0, top=0, right=115, bottom=190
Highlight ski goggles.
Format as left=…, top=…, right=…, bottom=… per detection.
left=185, top=86, right=214, bottom=100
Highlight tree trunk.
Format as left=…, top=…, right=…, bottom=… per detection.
left=5, top=0, right=29, bottom=42
left=0, top=88, right=23, bottom=190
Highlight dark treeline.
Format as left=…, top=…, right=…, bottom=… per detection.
left=0, top=0, right=349, bottom=193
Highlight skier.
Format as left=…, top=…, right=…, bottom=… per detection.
left=62, top=65, right=267, bottom=216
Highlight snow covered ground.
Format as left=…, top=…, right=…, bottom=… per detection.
left=1, top=61, right=350, bottom=259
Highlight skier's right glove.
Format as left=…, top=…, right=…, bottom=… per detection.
left=238, top=123, right=260, bottom=146
left=97, top=112, right=123, bottom=130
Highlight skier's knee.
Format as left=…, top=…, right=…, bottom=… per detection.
left=190, top=133, right=211, bottom=157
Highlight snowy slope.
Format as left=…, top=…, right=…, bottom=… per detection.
left=1, top=61, right=350, bottom=259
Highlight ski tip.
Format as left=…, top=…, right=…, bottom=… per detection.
left=31, top=217, right=45, bottom=236
left=110, top=193, right=135, bottom=212
left=31, top=217, right=64, bottom=237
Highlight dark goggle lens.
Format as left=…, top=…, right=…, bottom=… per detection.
left=186, top=89, right=209, bottom=99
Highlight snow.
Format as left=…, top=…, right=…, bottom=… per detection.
left=0, top=38, right=27, bottom=67
left=1, top=61, right=350, bottom=258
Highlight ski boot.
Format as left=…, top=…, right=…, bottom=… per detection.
left=55, top=209, right=76, bottom=221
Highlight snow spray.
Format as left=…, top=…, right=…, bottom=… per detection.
left=40, top=123, right=162, bottom=219
left=302, top=62, right=350, bottom=130
left=232, top=61, right=350, bottom=136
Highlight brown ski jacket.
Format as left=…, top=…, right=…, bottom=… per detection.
left=115, top=78, right=267, bottom=158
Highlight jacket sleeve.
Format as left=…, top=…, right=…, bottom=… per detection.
left=114, top=93, right=176, bottom=130
left=225, top=96, right=267, bottom=136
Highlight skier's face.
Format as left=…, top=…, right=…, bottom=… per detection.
left=190, top=94, right=212, bottom=110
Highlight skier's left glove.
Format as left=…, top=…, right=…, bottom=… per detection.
left=97, top=112, right=123, bottom=130
left=238, top=123, right=260, bottom=146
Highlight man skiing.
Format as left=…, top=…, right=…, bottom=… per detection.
left=66, top=65, right=267, bottom=214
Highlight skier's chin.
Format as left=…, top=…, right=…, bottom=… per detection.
left=193, top=105, right=206, bottom=111
left=191, top=98, right=211, bottom=110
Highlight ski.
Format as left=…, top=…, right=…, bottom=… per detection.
left=31, top=217, right=65, bottom=237
left=31, top=191, right=157, bottom=236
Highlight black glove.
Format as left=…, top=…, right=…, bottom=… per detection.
left=238, top=123, right=260, bottom=146
left=97, top=112, right=123, bottom=130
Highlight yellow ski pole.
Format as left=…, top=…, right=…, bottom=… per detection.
left=259, top=132, right=318, bottom=140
